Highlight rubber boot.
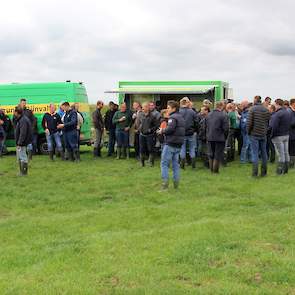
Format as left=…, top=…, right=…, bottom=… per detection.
left=74, top=150, right=80, bottom=162
left=69, top=151, right=75, bottom=162
left=209, top=159, right=213, bottom=172
left=18, top=161, right=24, bottom=176
left=289, top=156, right=295, bottom=169
left=283, top=162, right=289, bottom=174
left=261, top=164, right=267, bottom=177
left=126, top=148, right=130, bottom=159
left=180, top=159, right=185, bottom=170
left=49, top=151, right=54, bottom=161
left=93, top=148, right=99, bottom=158
left=140, top=154, right=145, bottom=167
left=116, top=147, right=121, bottom=160
left=161, top=180, right=169, bottom=190
left=192, top=158, right=196, bottom=169
left=213, top=160, right=220, bottom=174
left=252, top=163, right=258, bottom=177
left=276, top=162, right=284, bottom=175
left=97, top=147, right=102, bottom=157
left=23, top=162, right=28, bottom=175
left=28, top=150, right=33, bottom=161
left=148, top=154, right=154, bottom=167
left=173, top=181, right=179, bottom=189
left=60, top=150, right=65, bottom=161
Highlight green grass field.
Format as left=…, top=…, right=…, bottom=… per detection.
left=1, top=148, right=295, bottom=295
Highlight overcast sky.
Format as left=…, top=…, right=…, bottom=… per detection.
left=1, top=0, right=294, bottom=103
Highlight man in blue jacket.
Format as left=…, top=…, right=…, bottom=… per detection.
left=240, top=100, right=252, bottom=163
left=158, top=100, right=185, bottom=190
left=179, top=97, right=199, bottom=169
left=270, top=99, right=291, bottom=174
left=57, top=102, right=79, bottom=162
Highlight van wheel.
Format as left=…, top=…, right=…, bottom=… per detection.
left=39, top=140, right=49, bottom=155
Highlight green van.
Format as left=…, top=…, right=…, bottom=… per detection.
left=0, top=82, right=92, bottom=153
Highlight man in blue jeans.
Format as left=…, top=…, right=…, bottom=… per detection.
left=247, top=96, right=271, bottom=177
left=240, top=100, right=252, bottom=163
left=179, top=97, right=198, bottom=169
left=158, top=100, right=185, bottom=190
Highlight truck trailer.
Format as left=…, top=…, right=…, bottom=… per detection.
left=0, top=82, right=92, bottom=153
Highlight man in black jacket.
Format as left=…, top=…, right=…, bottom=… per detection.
left=0, top=109, right=12, bottom=157
left=247, top=96, right=271, bottom=177
left=138, top=102, right=159, bottom=167
left=14, top=106, right=32, bottom=176
left=206, top=101, right=229, bottom=173
left=42, top=104, right=64, bottom=160
left=288, top=99, right=295, bottom=168
left=179, top=97, right=199, bottom=169
left=270, top=99, right=291, bottom=174
left=92, top=100, right=104, bottom=157
left=104, top=102, right=118, bottom=157
left=158, top=100, right=185, bottom=189
left=57, top=102, right=79, bottom=161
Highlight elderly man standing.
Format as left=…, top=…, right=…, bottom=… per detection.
left=247, top=96, right=270, bottom=177
left=179, top=97, right=199, bottom=169
left=92, top=100, right=104, bottom=158
left=269, top=99, right=291, bottom=175
left=14, top=106, right=32, bottom=176
left=206, top=101, right=229, bottom=174
left=42, top=103, right=64, bottom=160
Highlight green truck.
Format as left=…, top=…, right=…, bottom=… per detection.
left=105, top=80, right=231, bottom=108
left=0, top=82, right=92, bottom=153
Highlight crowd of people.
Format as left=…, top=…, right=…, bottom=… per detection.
left=1, top=95, right=295, bottom=189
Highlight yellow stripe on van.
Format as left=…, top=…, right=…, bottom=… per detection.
left=0, top=103, right=90, bottom=115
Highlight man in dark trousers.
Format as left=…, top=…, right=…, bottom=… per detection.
left=247, top=95, right=271, bottom=177
left=42, top=103, right=64, bottom=160
left=269, top=99, right=291, bottom=175
left=206, top=101, right=229, bottom=174
left=104, top=102, right=117, bottom=157
left=158, top=100, right=185, bottom=190
left=92, top=100, right=104, bottom=157
left=57, top=102, right=79, bottom=162
left=14, top=106, right=32, bottom=176
left=0, top=109, right=12, bottom=157
left=288, top=99, right=295, bottom=168
left=138, top=102, right=159, bottom=167
left=179, top=97, right=199, bottom=169
left=15, top=98, right=35, bottom=159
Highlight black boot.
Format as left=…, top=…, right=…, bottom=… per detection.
left=283, top=162, right=289, bottom=174
left=18, top=161, right=24, bottom=176
left=49, top=151, right=54, bottom=161
left=161, top=180, right=169, bottom=190
left=148, top=154, right=154, bottom=167
left=252, top=164, right=258, bottom=177
left=69, top=151, right=75, bottom=162
left=276, top=162, right=284, bottom=175
left=261, top=164, right=267, bottom=177
left=213, top=160, right=220, bottom=174
left=74, top=150, right=80, bottom=162
left=23, top=162, right=28, bottom=175
left=180, top=159, right=185, bottom=169
left=192, top=158, right=196, bottom=169
left=93, top=148, right=99, bottom=158
left=209, top=159, right=213, bottom=172
left=97, top=148, right=102, bottom=157
left=140, top=154, right=145, bottom=167
left=126, top=148, right=130, bottom=159
left=289, top=156, right=295, bottom=169
left=116, top=148, right=122, bottom=160
left=60, top=150, right=65, bottom=161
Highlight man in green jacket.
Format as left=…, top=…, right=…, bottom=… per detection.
left=112, top=103, right=132, bottom=159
